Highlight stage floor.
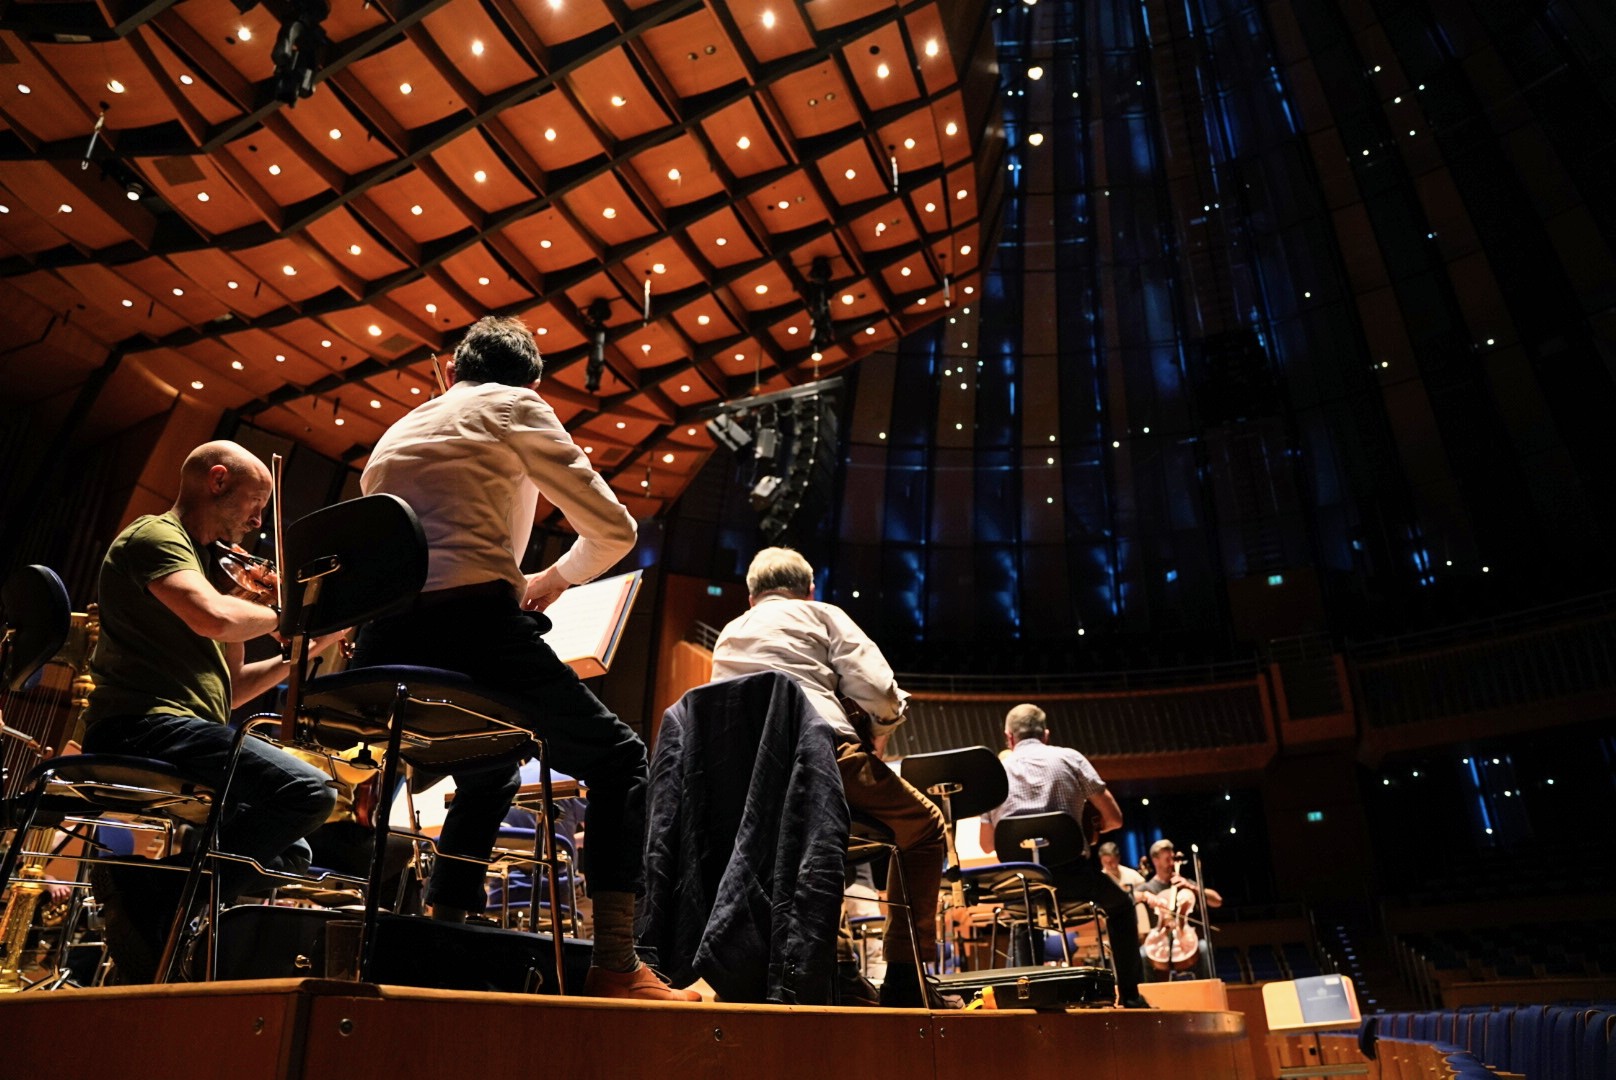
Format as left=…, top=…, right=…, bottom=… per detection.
left=0, top=977, right=1254, bottom=1079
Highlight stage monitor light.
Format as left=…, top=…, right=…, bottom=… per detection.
left=705, top=414, right=752, bottom=454
left=754, top=425, right=779, bottom=462
left=750, top=474, right=783, bottom=509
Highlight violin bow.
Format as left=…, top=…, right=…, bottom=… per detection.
left=430, top=353, right=448, bottom=396
left=270, top=452, right=287, bottom=617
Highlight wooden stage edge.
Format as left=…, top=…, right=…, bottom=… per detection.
left=0, top=977, right=1256, bottom=1080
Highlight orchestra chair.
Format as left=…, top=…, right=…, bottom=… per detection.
left=486, top=827, right=580, bottom=935
left=265, top=493, right=569, bottom=988
left=896, top=746, right=1007, bottom=966
left=989, top=812, right=1119, bottom=984
left=845, top=814, right=930, bottom=1005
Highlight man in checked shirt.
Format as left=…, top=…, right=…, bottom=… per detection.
left=979, top=703, right=1149, bottom=1007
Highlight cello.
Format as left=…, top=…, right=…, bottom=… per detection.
left=1140, top=852, right=1200, bottom=973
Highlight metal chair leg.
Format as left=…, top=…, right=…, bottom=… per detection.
left=534, top=741, right=565, bottom=995
left=882, top=843, right=929, bottom=1006
left=358, top=684, right=410, bottom=983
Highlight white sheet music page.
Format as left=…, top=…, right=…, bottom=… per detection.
left=538, top=569, right=643, bottom=677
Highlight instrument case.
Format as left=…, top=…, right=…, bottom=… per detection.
left=935, top=964, right=1116, bottom=1010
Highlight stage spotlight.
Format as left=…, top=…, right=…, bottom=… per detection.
left=749, top=475, right=783, bottom=509
left=123, top=179, right=145, bottom=202
left=705, top=414, right=752, bottom=453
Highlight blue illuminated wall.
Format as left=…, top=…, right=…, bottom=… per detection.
left=818, top=0, right=1616, bottom=668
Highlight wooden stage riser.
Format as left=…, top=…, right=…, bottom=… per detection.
left=0, top=978, right=1255, bottom=1080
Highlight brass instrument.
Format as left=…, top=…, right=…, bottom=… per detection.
left=0, top=608, right=97, bottom=991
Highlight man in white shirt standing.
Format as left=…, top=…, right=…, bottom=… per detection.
left=709, top=547, right=947, bottom=1007
left=355, top=315, right=695, bottom=1001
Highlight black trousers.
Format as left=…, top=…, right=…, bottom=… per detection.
left=1049, top=861, right=1146, bottom=998
left=351, top=581, right=648, bottom=913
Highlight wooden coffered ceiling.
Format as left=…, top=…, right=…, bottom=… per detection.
left=0, top=0, right=1003, bottom=521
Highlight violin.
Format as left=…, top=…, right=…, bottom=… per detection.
left=214, top=541, right=279, bottom=605
left=1141, top=855, right=1200, bottom=973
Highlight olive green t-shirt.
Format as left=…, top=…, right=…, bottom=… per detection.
left=83, top=510, right=230, bottom=728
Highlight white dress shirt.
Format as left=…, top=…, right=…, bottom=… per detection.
left=709, top=594, right=909, bottom=741
left=361, top=380, right=636, bottom=594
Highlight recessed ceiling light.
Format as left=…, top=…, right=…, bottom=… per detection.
left=548, top=0, right=561, bottom=9
left=268, top=164, right=281, bottom=175
left=584, top=446, right=594, bottom=454
left=777, top=199, right=789, bottom=209
left=367, top=325, right=382, bottom=336
left=679, top=384, right=690, bottom=393
left=275, top=354, right=287, bottom=362
left=236, top=25, right=252, bottom=40
left=668, top=168, right=681, bottom=181
left=924, top=202, right=936, bottom=212
left=172, top=287, right=184, bottom=296
left=866, top=326, right=876, bottom=335
left=602, top=207, right=616, bottom=218
left=321, top=339, right=332, bottom=348
left=16, top=84, right=30, bottom=94
left=715, top=237, right=727, bottom=246
left=410, top=204, right=423, bottom=215
left=917, top=297, right=927, bottom=305
left=652, top=262, right=666, bottom=274
left=925, top=39, right=939, bottom=57
left=349, top=244, right=362, bottom=255
left=536, top=327, right=547, bottom=335
left=762, top=10, right=775, bottom=28
left=687, top=427, right=697, bottom=435
left=957, top=188, right=968, bottom=200
left=734, top=352, right=745, bottom=361
left=697, top=314, right=710, bottom=325
left=400, top=82, right=412, bottom=94
left=335, top=417, right=345, bottom=426
left=544, top=128, right=557, bottom=141
left=754, top=284, right=768, bottom=294
left=961, top=244, right=972, bottom=255
left=369, top=399, right=381, bottom=408
left=426, top=303, right=438, bottom=313
left=58, top=203, right=73, bottom=213
left=0, top=205, right=8, bottom=213
left=876, top=63, right=890, bottom=78
left=610, top=95, right=626, bottom=107
left=329, top=128, right=342, bottom=140
left=282, top=264, right=297, bottom=276
left=539, top=238, right=553, bottom=250
left=478, top=276, right=490, bottom=285
left=841, top=293, right=854, bottom=305
left=945, top=121, right=958, bottom=136
left=1028, top=66, right=1044, bottom=80
left=410, top=386, right=422, bottom=395
left=788, top=326, right=799, bottom=334
left=227, top=280, right=239, bottom=289
left=196, top=191, right=210, bottom=202
left=231, top=360, right=244, bottom=370
left=107, top=79, right=125, bottom=93
left=191, top=379, right=205, bottom=389
left=121, top=298, right=133, bottom=307
left=471, top=39, right=484, bottom=56
left=125, top=188, right=141, bottom=202
left=964, top=285, right=974, bottom=294
left=615, top=421, right=627, bottom=429
left=736, top=135, right=750, bottom=149
left=901, top=267, right=912, bottom=276
left=179, top=74, right=193, bottom=86
left=904, top=137, right=916, bottom=149
left=662, top=452, right=676, bottom=463
left=811, top=351, right=823, bottom=362
left=473, top=169, right=487, bottom=182
left=1029, top=132, right=1044, bottom=146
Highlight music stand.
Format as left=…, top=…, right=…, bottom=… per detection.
left=1262, top=975, right=1367, bottom=1078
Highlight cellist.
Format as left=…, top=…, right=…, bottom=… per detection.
left=1139, top=839, right=1222, bottom=976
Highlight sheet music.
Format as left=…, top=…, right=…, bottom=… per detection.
left=539, top=570, right=641, bottom=671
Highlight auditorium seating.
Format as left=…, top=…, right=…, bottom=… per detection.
left=1361, top=1003, right=1616, bottom=1079
left=1396, top=921, right=1616, bottom=1005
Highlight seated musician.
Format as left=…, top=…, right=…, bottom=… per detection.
left=1139, top=838, right=1222, bottom=935
left=1097, top=840, right=1150, bottom=943
left=978, top=704, right=1150, bottom=1007
left=709, top=547, right=947, bottom=1008
left=353, top=315, right=694, bottom=1001
left=81, top=441, right=340, bottom=982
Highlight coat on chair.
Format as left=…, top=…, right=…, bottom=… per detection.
left=636, top=671, right=848, bottom=1004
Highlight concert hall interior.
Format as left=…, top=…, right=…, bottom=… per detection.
left=2, top=0, right=1615, bottom=1076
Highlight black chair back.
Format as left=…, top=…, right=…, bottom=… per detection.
left=899, top=746, right=1008, bottom=820
left=280, top=494, right=427, bottom=638
left=1, top=564, right=72, bottom=692
left=994, top=811, right=1088, bottom=868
